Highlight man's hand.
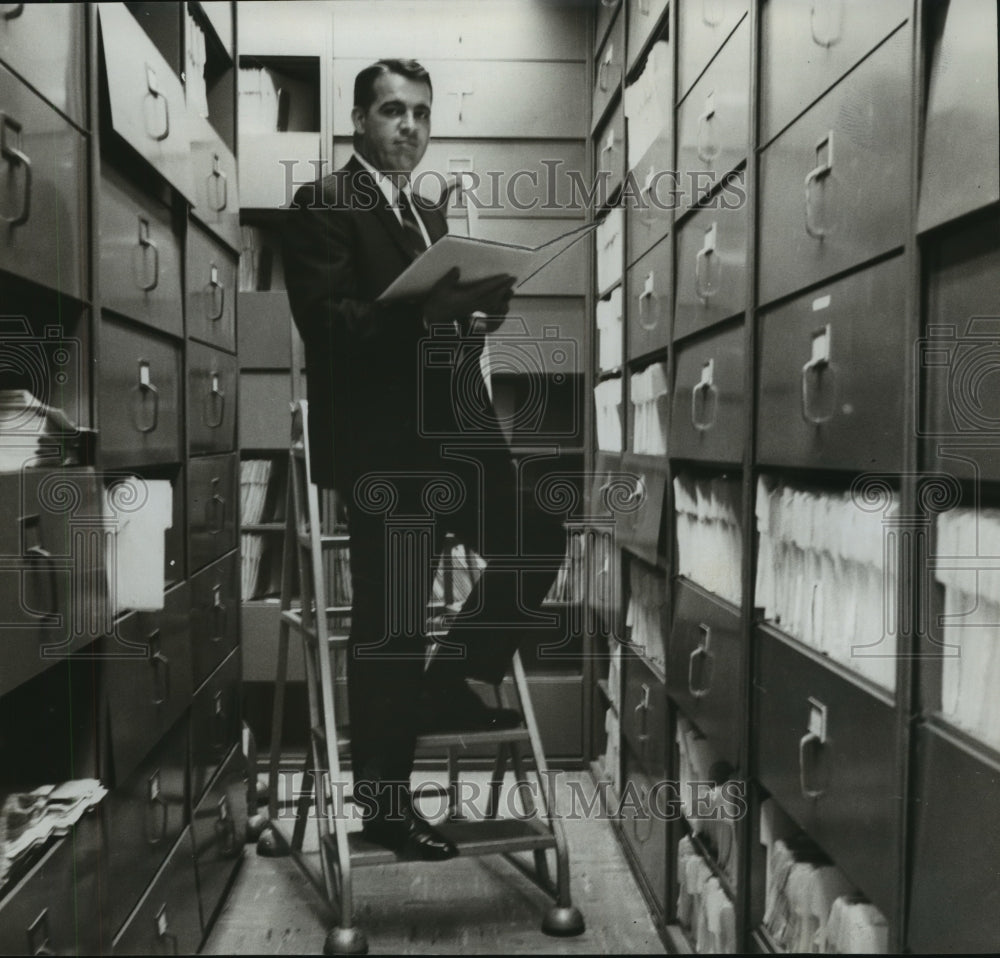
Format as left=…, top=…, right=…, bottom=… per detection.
left=422, top=268, right=516, bottom=329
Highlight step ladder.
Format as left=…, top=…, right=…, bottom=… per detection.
left=255, top=400, right=585, bottom=956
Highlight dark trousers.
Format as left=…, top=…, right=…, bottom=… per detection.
left=343, top=443, right=566, bottom=794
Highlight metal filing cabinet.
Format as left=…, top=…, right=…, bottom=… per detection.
left=676, top=0, right=748, bottom=102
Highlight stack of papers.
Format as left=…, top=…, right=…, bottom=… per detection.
left=630, top=362, right=669, bottom=455
left=755, top=477, right=898, bottom=689
left=595, top=208, right=624, bottom=294
left=935, top=508, right=1000, bottom=749
left=240, top=459, right=273, bottom=525
left=185, top=9, right=209, bottom=119
left=673, top=474, right=743, bottom=605
left=624, top=40, right=672, bottom=171
left=593, top=378, right=623, bottom=452
left=241, top=533, right=264, bottom=600
left=0, top=780, right=107, bottom=890
left=596, top=288, right=624, bottom=371
left=625, top=560, right=667, bottom=673
left=239, top=66, right=282, bottom=133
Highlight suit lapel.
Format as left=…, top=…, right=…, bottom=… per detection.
left=345, top=156, right=447, bottom=263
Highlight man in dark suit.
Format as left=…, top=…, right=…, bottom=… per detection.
left=283, top=59, right=565, bottom=860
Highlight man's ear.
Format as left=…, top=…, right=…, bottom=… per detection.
left=351, top=105, right=366, bottom=136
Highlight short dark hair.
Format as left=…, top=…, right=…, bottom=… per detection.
left=353, top=59, right=433, bottom=112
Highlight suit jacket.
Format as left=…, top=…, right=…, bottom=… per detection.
left=283, top=156, right=503, bottom=493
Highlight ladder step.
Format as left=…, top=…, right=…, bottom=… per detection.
left=329, top=818, right=556, bottom=866
left=281, top=609, right=351, bottom=641
left=297, top=531, right=351, bottom=549
left=312, top=723, right=530, bottom=752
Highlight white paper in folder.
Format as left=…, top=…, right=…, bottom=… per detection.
left=377, top=221, right=597, bottom=302
left=103, top=477, right=173, bottom=612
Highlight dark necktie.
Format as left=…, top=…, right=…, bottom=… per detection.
left=396, top=189, right=428, bottom=258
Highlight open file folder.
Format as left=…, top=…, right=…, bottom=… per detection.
left=377, top=221, right=598, bottom=301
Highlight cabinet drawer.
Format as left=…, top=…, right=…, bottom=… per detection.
left=755, top=627, right=899, bottom=917
left=760, top=0, right=910, bottom=145
left=0, top=0, right=84, bottom=125
left=105, top=585, right=193, bottom=784
left=674, top=201, right=748, bottom=339
left=919, top=0, right=1000, bottom=233
left=99, top=164, right=183, bottom=337
left=757, top=27, right=911, bottom=306
left=333, top=59, right=587, bottom=139
left=594, top=101, right=626, bottom=205
left=671, top=321, right=745, bottom=464
left=191, top=649, right=242, bottom=803
left=626, top=234, right=671, bottom=360
left=189, top=115, right=240, bottom=250
left=923, top=215, right=1000, bottom=482
left=97, top=4, right=194, bottom=201
left=103, top=718, right=189, bottom=936
left=189, top=552, right=239, bottom=689
left=621, top=649, right=667, bottom=774
left=0, top=468, right=108, bottom=698
left=187, top=220, right=237, bottom=351
left=593, top=12, right=624, bottom=130
left=907, top=725, right=1000, bottom=954
left=188, top=453, right=238, bottom=573
left=618, top=455, right=668, bottom=570
left=237, top=291, right=293, bottom=368
left=0, top=810, right=105, bottom=957
left=677, top=0, right=748, bottom=102
left=619, top=741, right=669, bottom=918
left=668, top=578, right=742, bottom=767
left=627, top=133, right=672, bottom=267
left=191, top=745, right=248, bottom=932
left=756, top=256, right=906, bottom=472
left=187, top=342, right=237, bottom=455
left=112, top=827, right=201, bottom=957
left=0, top=62, right=86, bottom=299
left=676, top=16, right=750, bottom=210
left=99, top=316, right=183, bottom=468
left=626, top=0, right=670, bottom=75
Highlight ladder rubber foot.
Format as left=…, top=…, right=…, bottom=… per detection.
left=245, top=812, right=270, bottom=844
left=255, top=776, right=270, bottom=807
left=255, top=827, right=289, bottom=858
left=541, top=905, right=585, bottom=937
left=324, top=926, right=368, bottom=955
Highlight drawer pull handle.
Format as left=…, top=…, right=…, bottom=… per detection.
left=2, top=4, right=25, bottom=19
left=132, top=360, right=160, bottom=434
left=804, top=131, right=834, bottom=238
left=212, top=689, right=228, bottom=749
left=702, top=0, right=724, bottom=27
left=205, top=371, right=225, bottom=428
left=0, top=111, right=32, bottom=226
left=212, top=584, right=226, bottom=640
left=208, top=153, right=228, bottom=211
left=696, top=91, right=718, bottom=164
left=144, top=63, right=170, bottom=142
left=691, top=358, right=718, bottom=432
left=688, top=624, right=713, bottom=698
left=448, top=89, right=473, bottom=123
left=209, top=479, right=226, bottom=534
left=631, top=781, right=654, bottom=843
left=810, top=0, right=843, bottom=48
left=634, top=682, right=651, bottom=758
left=27, top=909, right=54, bottom=956
left=639, top=0, right=650, bottom=14
left=23, top=539, right=60, bottom=626
left=637, top=271, right=658, bottom=329
left=801, top=323, right=836, bottom=425
left=216, top=795, right=238, bottom=855
left=208, top=263, right=225, bottom=322
left=694, top=221, right=720, bottom=300
left=150, top=629, right=171, bottom=705
left=598, top=46, right=615, bottom=92
left=154, top=905, right=179, bottom=955
left=136, top=217, right=160, bottom=291
left=146, top=769, right=168, bottom=844
left=799, top=697, right=828, bottom=799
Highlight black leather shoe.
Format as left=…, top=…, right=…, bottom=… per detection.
left=362, top=809, right=458, bottom=861
left=418, top=676, right=522, bottom=733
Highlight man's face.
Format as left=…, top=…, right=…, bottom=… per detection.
left=352, top=72, right=431, bottom=175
